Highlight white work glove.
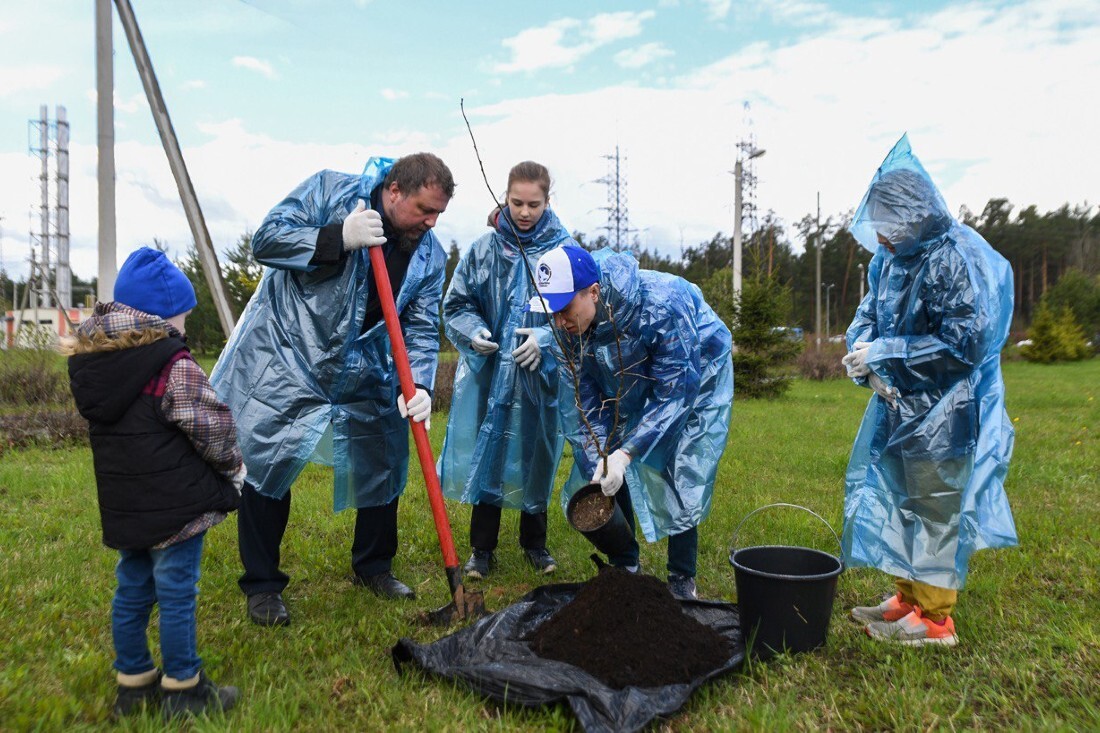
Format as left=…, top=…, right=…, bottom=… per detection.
left=842, top=341, right=872, bottom=378
left=470, top=328, right=499, bottom=355
left=511, top=327, right=542, bottom=371
left=230, top=464, right=248, bottom=494
left=397, top=388, right=431, bottom=430
left=592, top=449, right=631, bottom=497
left=342, top=199, right=386, bottom=251
left=867, top=372, right=899, bottom=408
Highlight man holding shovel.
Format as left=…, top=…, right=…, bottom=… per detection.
left=211, top=153, right=453, bottom=626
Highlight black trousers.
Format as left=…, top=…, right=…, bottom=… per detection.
left=469, top=502, right=548, bottom=552
left=605, top=481, right=700, bottom=578
left=237, top=485, right=399, bottom=597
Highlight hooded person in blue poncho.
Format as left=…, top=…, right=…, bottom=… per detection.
left=210, top=153, right=453, bottom=627
left=440, top=161, right=572, bottom=579
left=529, top=245, right=734, bottom=600
left=842, top=136, right=1016, bottom=647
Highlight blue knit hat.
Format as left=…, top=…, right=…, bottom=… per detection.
left=114, top=247, right=197, bottom=319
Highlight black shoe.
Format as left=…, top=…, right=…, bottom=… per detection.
left=356, top=571, right=416, bottom=600
left=463, top=549, right=495, bottom=579
left=113, top=672, right=162, bottom=716
left=247, top=591, right=290, bottom=627
left=524, top=547, right=558, bottom=575
left=161, top=671, right=239, bottom=719
left=668, top=574, right=698, bottom=600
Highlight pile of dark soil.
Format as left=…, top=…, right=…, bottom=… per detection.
left=527, top=567, right=732, bottom=688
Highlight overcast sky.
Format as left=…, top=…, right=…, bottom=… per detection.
left=0, top=0, right=1097, bottom=282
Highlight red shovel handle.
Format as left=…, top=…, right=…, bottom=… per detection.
left=368, top=246, right=459, bottom=570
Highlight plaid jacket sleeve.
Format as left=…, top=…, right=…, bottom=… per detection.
left=161, top=356, right=244, bottom=480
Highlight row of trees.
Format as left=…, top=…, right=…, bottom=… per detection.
left=2, top=196, right=1095, bottom=358
left=593, top=198, right=1098, bottom=340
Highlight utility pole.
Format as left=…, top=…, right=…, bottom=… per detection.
left=113, top=0, right=236, bottom=336
left=814, top=192, right=822, bottom=351
left=732, top=158, right=743, bottom=299
left=858, top=262, right=865, bottom=302
left=96, top=0, right=116, bottom=303
left=731, top=147, right=765, bottom=301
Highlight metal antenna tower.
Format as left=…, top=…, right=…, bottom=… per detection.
left=26, top=104, right=71, bottom=309
left=736, top=101, right=760, bottom=240
left=597, top=145, right=637, bottom=251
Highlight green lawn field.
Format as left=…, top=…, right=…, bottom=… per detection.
left=0, top=359, right=1096, bottom=731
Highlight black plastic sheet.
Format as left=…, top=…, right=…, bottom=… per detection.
left=392, top=582, right=744, bottom=733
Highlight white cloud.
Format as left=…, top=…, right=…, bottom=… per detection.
left=82, top=90, right=148, bottom=114
left=380, top=88, right=409, bottom=101
left=763, top=0, right=837, bottom=26
left=7, top=0, right=1096, bottom=284
left=460, top=0, right=1100, bottom=256
left=0, top=65, right=66, bottom=98
left=182, top=80, right=207, bottom=91
left=494, top=11, right=656, bottom=73
left=586, top=10, right=655, bottom=45
left=232, top=56, right=277, bottom=79
left=700, top=0, right=732, bottom=21
left=615, top=42, right=674, bottom=69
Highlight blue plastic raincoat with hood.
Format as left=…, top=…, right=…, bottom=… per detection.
left=843, top=135, right=1016, bottom=589
left=210, top=158, right=446, bottom=512
left=439, top=208, right=572, bottom=512
left=557, top=250, right=733, bottom=541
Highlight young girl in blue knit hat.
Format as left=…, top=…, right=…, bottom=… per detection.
left=61, top=247, right=245, bottom=719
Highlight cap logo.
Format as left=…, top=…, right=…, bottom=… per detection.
left=537, top=262, right=552, bottom=287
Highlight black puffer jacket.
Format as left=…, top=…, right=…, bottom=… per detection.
left=67, top=312, right=240, bottom=550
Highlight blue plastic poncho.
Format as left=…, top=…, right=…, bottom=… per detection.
left=843, top=135, right=1016, bottom=589
left=557, top=250, right=734, bottom=541
left=210, top=158, right=446, bottom=511
left=438, top=208, right=572, bottom=512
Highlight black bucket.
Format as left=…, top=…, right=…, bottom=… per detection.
left=728, top=503, right=843, bottom=657
left=566, top=483, right=634, bottom=558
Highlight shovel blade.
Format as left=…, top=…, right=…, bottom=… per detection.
left=420, top=584, right=488, bottom=626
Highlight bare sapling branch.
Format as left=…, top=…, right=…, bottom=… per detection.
left=460, top=98, right=623, bottom=463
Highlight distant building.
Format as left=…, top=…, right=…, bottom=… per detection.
left=3, top=307, right=92, bottom=348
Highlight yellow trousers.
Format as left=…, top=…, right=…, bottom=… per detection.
left=895, top=578, right=957, bottom=621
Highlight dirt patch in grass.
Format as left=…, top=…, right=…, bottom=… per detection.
left=528, top=567, right=731, bottom=688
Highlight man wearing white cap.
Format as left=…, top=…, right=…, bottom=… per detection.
left=529, top=244, right=734, bottom=599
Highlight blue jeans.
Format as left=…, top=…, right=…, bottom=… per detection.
left=112, top=531, right=205, bottom=680
left=607, top=482, right=700, bottom=578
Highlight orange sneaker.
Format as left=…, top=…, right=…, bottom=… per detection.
left=850, top=592, right=914, bottom=623
left=865, top=608, right=958, bottom=647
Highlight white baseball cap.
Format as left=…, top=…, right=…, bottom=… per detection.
left=526, top=245, right=600, bottom=314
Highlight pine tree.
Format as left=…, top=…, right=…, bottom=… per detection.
left=705, top=265, right=802, bottom=399
left=1021, top=302, right=1090, bottom=362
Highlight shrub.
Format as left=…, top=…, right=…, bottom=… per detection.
left=797, top=342, right=849, bottom=380
left=0, top=408, right=87, bottom=455
left=1021, top=303, right=1091, bottom=363
left=0, top=347, right=70, bottom=405
left=1043, top=269, right=1100, bottom=340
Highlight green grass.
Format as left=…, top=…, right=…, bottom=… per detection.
left=1, top=360, right=1097, bottom=731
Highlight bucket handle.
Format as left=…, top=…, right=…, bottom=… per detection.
left=730, top=503, right=841, bottom=557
